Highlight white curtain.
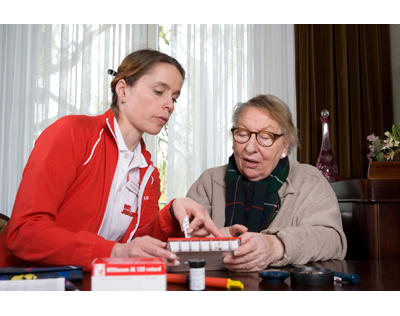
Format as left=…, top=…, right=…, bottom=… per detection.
left=1, top=24, right=296, bottom=216
left=161, top=24, right=296, bottom=200
left=0, top=24, right=157, bottom=217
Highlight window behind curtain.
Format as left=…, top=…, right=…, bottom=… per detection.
left=1, top=24, right=295, bottom=216
left=157, top=24, right=296, bottom=204
left=0, top=24, right=156, bottom=216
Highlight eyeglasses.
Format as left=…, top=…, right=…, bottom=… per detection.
left=231, top=127, right=284, bottom=147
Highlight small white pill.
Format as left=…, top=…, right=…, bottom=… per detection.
left=169, top=241, right=180, bottom=252
left=180, top=241, right=189, bottom=251
left=229, top=239, right=239, bottom=250
left=190, top=241, right=200, bottom=251
left=200, top=241, right=210, bottom=251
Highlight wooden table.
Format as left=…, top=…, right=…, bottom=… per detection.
left=80, top=259, right=400, bottom=291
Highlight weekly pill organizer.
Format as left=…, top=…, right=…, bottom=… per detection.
left=166, top=237, right=241, bottom=272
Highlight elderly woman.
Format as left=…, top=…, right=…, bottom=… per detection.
left=187, top=94, right=347, bottom=272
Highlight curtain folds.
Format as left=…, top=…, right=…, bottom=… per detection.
left=1, top=24, right=297, bottom=215
left=0, top=24, right=152, bottom=216
left=295, top=25, right=393, bottom=179
left=162, top=24, right=296, bottom=199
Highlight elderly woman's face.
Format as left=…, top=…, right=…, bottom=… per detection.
left=233, top=107, right=289, bottom=182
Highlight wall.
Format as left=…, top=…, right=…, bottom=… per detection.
left=390, top=24, right=400, bottom=124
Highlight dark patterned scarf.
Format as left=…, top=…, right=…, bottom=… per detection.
left=224, top=154, right=289, bottom=232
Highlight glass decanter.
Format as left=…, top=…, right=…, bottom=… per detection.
left=316, top=109, right=339, bottom=182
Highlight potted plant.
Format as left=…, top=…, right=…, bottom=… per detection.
left=367, top=124, right=400, bottom=179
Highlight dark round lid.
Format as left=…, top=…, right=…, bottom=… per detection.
left=259, top=270, right=290, bottom=284
left=290, top=267, right=334, bottom=286
left=188, top=259, right=206, bottom=268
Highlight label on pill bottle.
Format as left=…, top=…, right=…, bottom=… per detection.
left=189, top=259, right=205, bottom=291
left=189, top=267, right=205, bottom=290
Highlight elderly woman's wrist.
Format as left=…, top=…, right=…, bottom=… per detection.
left=269, top=235, right=285, bottom=264
left=263, top=233, right=285, bottom=263
left=273, top=235, right=285, bottom=261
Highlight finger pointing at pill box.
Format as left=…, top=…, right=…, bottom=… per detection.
left=170, top=198, right=222, bottom=238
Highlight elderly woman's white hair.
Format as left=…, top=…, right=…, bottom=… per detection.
left=232, top=94, right=298, bottom=153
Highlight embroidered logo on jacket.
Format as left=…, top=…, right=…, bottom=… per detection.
left=121, top=204, right=137, bottom=217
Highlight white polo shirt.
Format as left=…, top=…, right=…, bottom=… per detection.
left=98, top=118, right=148, bottom=241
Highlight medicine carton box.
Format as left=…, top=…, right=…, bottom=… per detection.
left=91, top=257, right=166, bottom=291
left=167, top=237, right=241, bottom=272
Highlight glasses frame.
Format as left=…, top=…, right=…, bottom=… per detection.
left=231, top=127, right=284, bottom=147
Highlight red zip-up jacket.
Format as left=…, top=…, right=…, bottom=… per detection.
left=0, top=109, right=182, bottom=270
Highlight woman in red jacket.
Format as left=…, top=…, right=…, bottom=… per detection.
left=0, top=49, right=220, bottom=271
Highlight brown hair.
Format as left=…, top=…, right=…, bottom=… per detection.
left=110, top=49, right=185, bottom=116
left=232, top=94, right=298, bottom=153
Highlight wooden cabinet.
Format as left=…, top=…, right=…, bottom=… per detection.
left=330, top=179, right=400, bottom=260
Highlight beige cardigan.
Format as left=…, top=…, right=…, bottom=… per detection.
left=187, top=160, right=347, bottom=266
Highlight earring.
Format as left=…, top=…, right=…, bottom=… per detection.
left=281, top=153, right=286, bottom=158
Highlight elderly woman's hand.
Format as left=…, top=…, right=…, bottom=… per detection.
left=223, top=232, right=285, bottom=272
left=217, top=224, right=248, bottom=237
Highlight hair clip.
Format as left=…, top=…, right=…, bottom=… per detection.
left=107, top=69, right=117, bottom=76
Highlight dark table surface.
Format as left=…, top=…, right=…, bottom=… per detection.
left=80, top=259, right=400, bottom=291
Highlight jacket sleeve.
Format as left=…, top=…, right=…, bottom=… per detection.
left=5, top=118, right=115, bottom=271
left=134, top=200, right=183, bottom=241
left=187, top=164, right=347, bottom=266
left=186, top=167, right=227, bottom=228
left=186, top=174, right=213, bottom=213
left=264, top=171, right=347, bottom=266
left=133, top=166, right=183, bottom=241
